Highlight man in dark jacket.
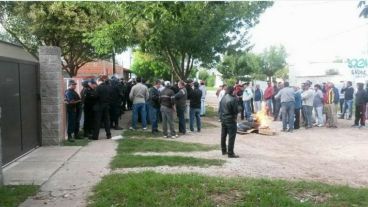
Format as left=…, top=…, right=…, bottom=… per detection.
left=91, top=76, right=112, bottom=140
left=65, top=80, right=82, bottom=142
left=189, top=82, right=202, bottom=132
left=110, top=76, right=124, bottom=130
left=352, top=83, right=367, bottom=128
left=174, top=80, right=188, bottom=134
left=340, top=81, right=354, bottom=119
left=148, top=80, right=161, bottom=134
left=81, top=79, right=97, bottom=138
left=160, top=81, right=177, bottom=138
left=220, top=86, right=239, bottom=158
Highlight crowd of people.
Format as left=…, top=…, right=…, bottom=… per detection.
left=216, top=80, right=368, bottom=133
left=64, top=76, right=207, bottom=142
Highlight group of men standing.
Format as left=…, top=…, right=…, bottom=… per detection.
left=129, top=78, right=207, bottom=138
left=64, top=76, right=207, bottom=142
left=64, top=75, right=125, bottom=142
left=216, top=80, right=368, bottom=158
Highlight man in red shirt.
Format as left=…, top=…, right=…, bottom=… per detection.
left=264, top=81, right=274, bottom=116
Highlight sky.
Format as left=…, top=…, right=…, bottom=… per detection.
left=250, top=1, right=368, bottom=64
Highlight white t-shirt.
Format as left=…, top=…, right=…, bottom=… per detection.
left=218, top=90, right=226, bottom=103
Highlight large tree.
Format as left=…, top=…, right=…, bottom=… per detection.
left=218, top=52, right=262, bottom=81
left=260, top=45, right=287, bottom=81
left=0, top=2, right=112, bottom=77
left=89, top=2, right=272, bottom=80
left=131, top=51, right=171, bottom=82
left=359, top=1, right=368, bottom=18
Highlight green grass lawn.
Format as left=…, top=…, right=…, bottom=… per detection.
left=117, top=137, right=217, bottom=153
left=0, top=185, right=39, bottom=207
left=62, top=138, right=90, bottom=146
left=110, top=138, right=223, bottom=169
left=111, top=154, right=224, bottom=168
left=89, top=172, right=368, bottom=207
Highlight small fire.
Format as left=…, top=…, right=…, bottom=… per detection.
left=255, top=102, right=272, bottom=128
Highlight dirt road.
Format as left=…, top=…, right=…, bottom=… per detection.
left=117, top=91, right=368, bottom=187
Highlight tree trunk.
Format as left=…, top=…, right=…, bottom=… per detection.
left=112, top=49, right=116, bottom=75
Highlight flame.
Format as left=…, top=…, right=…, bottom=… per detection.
left=255, top=102, right=272, bottom=128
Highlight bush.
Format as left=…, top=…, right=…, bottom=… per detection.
left=198, top=70, right=210, bottom=81
left=206, top=75, right=215, bottom=87
left=225, top=78, right=237, bottom=86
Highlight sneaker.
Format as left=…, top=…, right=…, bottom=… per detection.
left=173, top=134, right=179, bottom=138
left=142, top=127, right=147, bottom=130
left=317, top=124, right=323, bottom=127
left=163, top=135, right=168, bottom=138
left=351, top=124, right=359, bottom=128
left=106, top=134, right=112, bottom=139
left=129, top=127, right=135, bottom=130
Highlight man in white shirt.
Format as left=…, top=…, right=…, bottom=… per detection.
left=199, top=80, right=207, bottom=116
left=242, top=83, right=253, bottom=121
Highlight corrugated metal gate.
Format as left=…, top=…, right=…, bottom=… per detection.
left=0, top=56, right=41, bottom=165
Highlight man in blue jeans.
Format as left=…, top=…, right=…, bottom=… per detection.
left=148, top=80, right=161, bottom=134
left=174, top=80, right=187, bottom=134
left=340, top=81, right=354, bottom=120
left=129, top=77, right=149, bottom=130
left=275, top=82, right=295, bottom=132
left=189, top=82, right=202, bottom=132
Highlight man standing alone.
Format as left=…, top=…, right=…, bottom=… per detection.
left=220, top=86, right=239, bottom=158
left=129, top=77, right=149, bottom=130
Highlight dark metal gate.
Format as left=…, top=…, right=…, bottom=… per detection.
left=0, top=57, right=40, bottom=165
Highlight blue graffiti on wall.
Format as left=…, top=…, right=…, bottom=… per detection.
left=347, top=58, right=368, bottom=78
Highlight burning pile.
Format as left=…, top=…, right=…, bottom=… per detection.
left=237, top=103, right=276, bottom=136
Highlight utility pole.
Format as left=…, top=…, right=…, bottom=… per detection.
left=112, top=47, right=116, bottom=75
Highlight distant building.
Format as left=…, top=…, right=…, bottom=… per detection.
left=289, top=57, right=367, bottom=86
left=76, top=60, right=132, bottom=81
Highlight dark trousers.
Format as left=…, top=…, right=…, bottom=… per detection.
left=221, top=122, right=237, bottom=155
left=339, top=99, right=345, bottom=114
left=92, top=105, right=111, bottom=139
left=149, top=104, right=159, bottom=131
left=238, top=100, right=244, bottom=120
left=83, top=106, right=94, bottom=136
left=294, top=108, right=301, bottom=129
left=109, top=103, right=121, bottom=128
left=177, top=107, right=186, bottom=134
left=67, top=108, right=81, bottom=137
left=354, top=104, right=366, bottom=126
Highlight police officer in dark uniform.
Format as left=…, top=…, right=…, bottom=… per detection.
left=110, top=76, right=124, bottom=130
left=65, top=80, right=82, bottom=142
left=81, top=79, right=97, bottom=138
left=92, top=76, right=112, bottom=140
left=220, top=86, right=239, bottom=158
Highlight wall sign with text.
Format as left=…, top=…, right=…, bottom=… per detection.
left=347, top=58, right=368, bottom=78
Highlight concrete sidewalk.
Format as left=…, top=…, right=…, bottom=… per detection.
left=9, top=139, right=118, bottom=207
left=4, top=146, right=82, bottom=185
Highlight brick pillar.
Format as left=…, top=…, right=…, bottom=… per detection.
left=38, top=46, right=65, bottom=145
